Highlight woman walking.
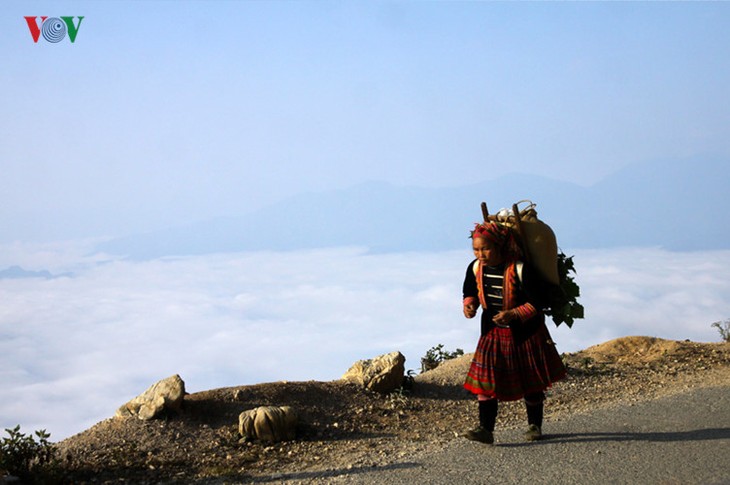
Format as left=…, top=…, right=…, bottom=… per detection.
left=462, top=222, right=566, bottom=444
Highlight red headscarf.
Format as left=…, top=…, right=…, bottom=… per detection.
left=470, top=222, right=521, bottom=263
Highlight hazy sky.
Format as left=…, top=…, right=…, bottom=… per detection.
left=3, top=1, right=730, bottom=240
left=3, top=2, right=730, bottom=444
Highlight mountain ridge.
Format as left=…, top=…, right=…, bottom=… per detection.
left=97, top=156, right=729, bottom=259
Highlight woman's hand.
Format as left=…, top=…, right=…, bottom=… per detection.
left=493, top=309, right=517, bottom=326
left=463, top=303, right=477, bottom=319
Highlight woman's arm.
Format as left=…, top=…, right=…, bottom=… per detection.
left=463, top=260, right=479, bottom=318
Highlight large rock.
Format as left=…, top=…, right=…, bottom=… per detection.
left=115, top=374, right=186, bottom=420
left=341, top=351, right=406, bottom=393
left=239, top=406, right=298, bottom=443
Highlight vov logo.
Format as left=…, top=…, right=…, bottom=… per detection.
left=24, top=16, right=84, bottom=43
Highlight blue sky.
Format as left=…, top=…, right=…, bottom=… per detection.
left=2, top=1, right=730, bottom=241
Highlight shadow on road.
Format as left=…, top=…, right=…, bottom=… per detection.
left=501, top=427, right=730, bottom=447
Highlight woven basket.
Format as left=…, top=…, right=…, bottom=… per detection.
left=484, top=200, right=559, bottom=286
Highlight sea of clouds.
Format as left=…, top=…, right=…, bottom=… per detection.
left=1, top=243, right=729, bottom=441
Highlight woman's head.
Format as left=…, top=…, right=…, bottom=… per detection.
left=472, top=236, right=503, bottom=266
left=470, top=222, right=519, bottom=264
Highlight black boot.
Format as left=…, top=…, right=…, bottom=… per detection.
left=524, top=392, right=544, bottom=441
left=464, top=399, right=497, bottom=444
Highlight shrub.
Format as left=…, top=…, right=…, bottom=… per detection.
left=0, top=425, right=58, bottom=483
left=711, top=319, right=730, bottom=342
left=421, top=344, right=464, bottom=372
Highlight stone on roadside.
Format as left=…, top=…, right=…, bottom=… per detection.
left=239, top=406, right=298, bottom=443
left=341, top=351, right=406, bottom=393
left=115, top=374, right=186, bottom=420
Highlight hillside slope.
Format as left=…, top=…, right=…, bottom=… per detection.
left=55, top=337, right=730, bottom=484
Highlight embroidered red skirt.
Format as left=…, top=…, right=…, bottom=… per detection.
left=464, top=322, right=567, bottom=401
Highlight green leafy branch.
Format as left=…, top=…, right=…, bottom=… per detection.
left=544, top=252, right=585, bottom=328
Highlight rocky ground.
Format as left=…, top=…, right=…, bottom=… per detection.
left=45, top=337, right=730, bottom=484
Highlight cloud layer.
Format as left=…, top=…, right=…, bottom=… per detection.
left=1, top=245, right=728, bottom=440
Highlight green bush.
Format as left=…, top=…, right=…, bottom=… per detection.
left=421, top=344, right=464, bottom=372
left=711, top=319, right=730, bottom=342
left=0, top=425, right=58, bottom=483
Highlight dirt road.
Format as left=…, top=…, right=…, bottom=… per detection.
left=258, top=384, right=730, bottom=484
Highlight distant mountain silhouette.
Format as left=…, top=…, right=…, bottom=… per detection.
left=0, top=265, right=54, bottom=279
left=97, top=156, right=729, bottom=259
